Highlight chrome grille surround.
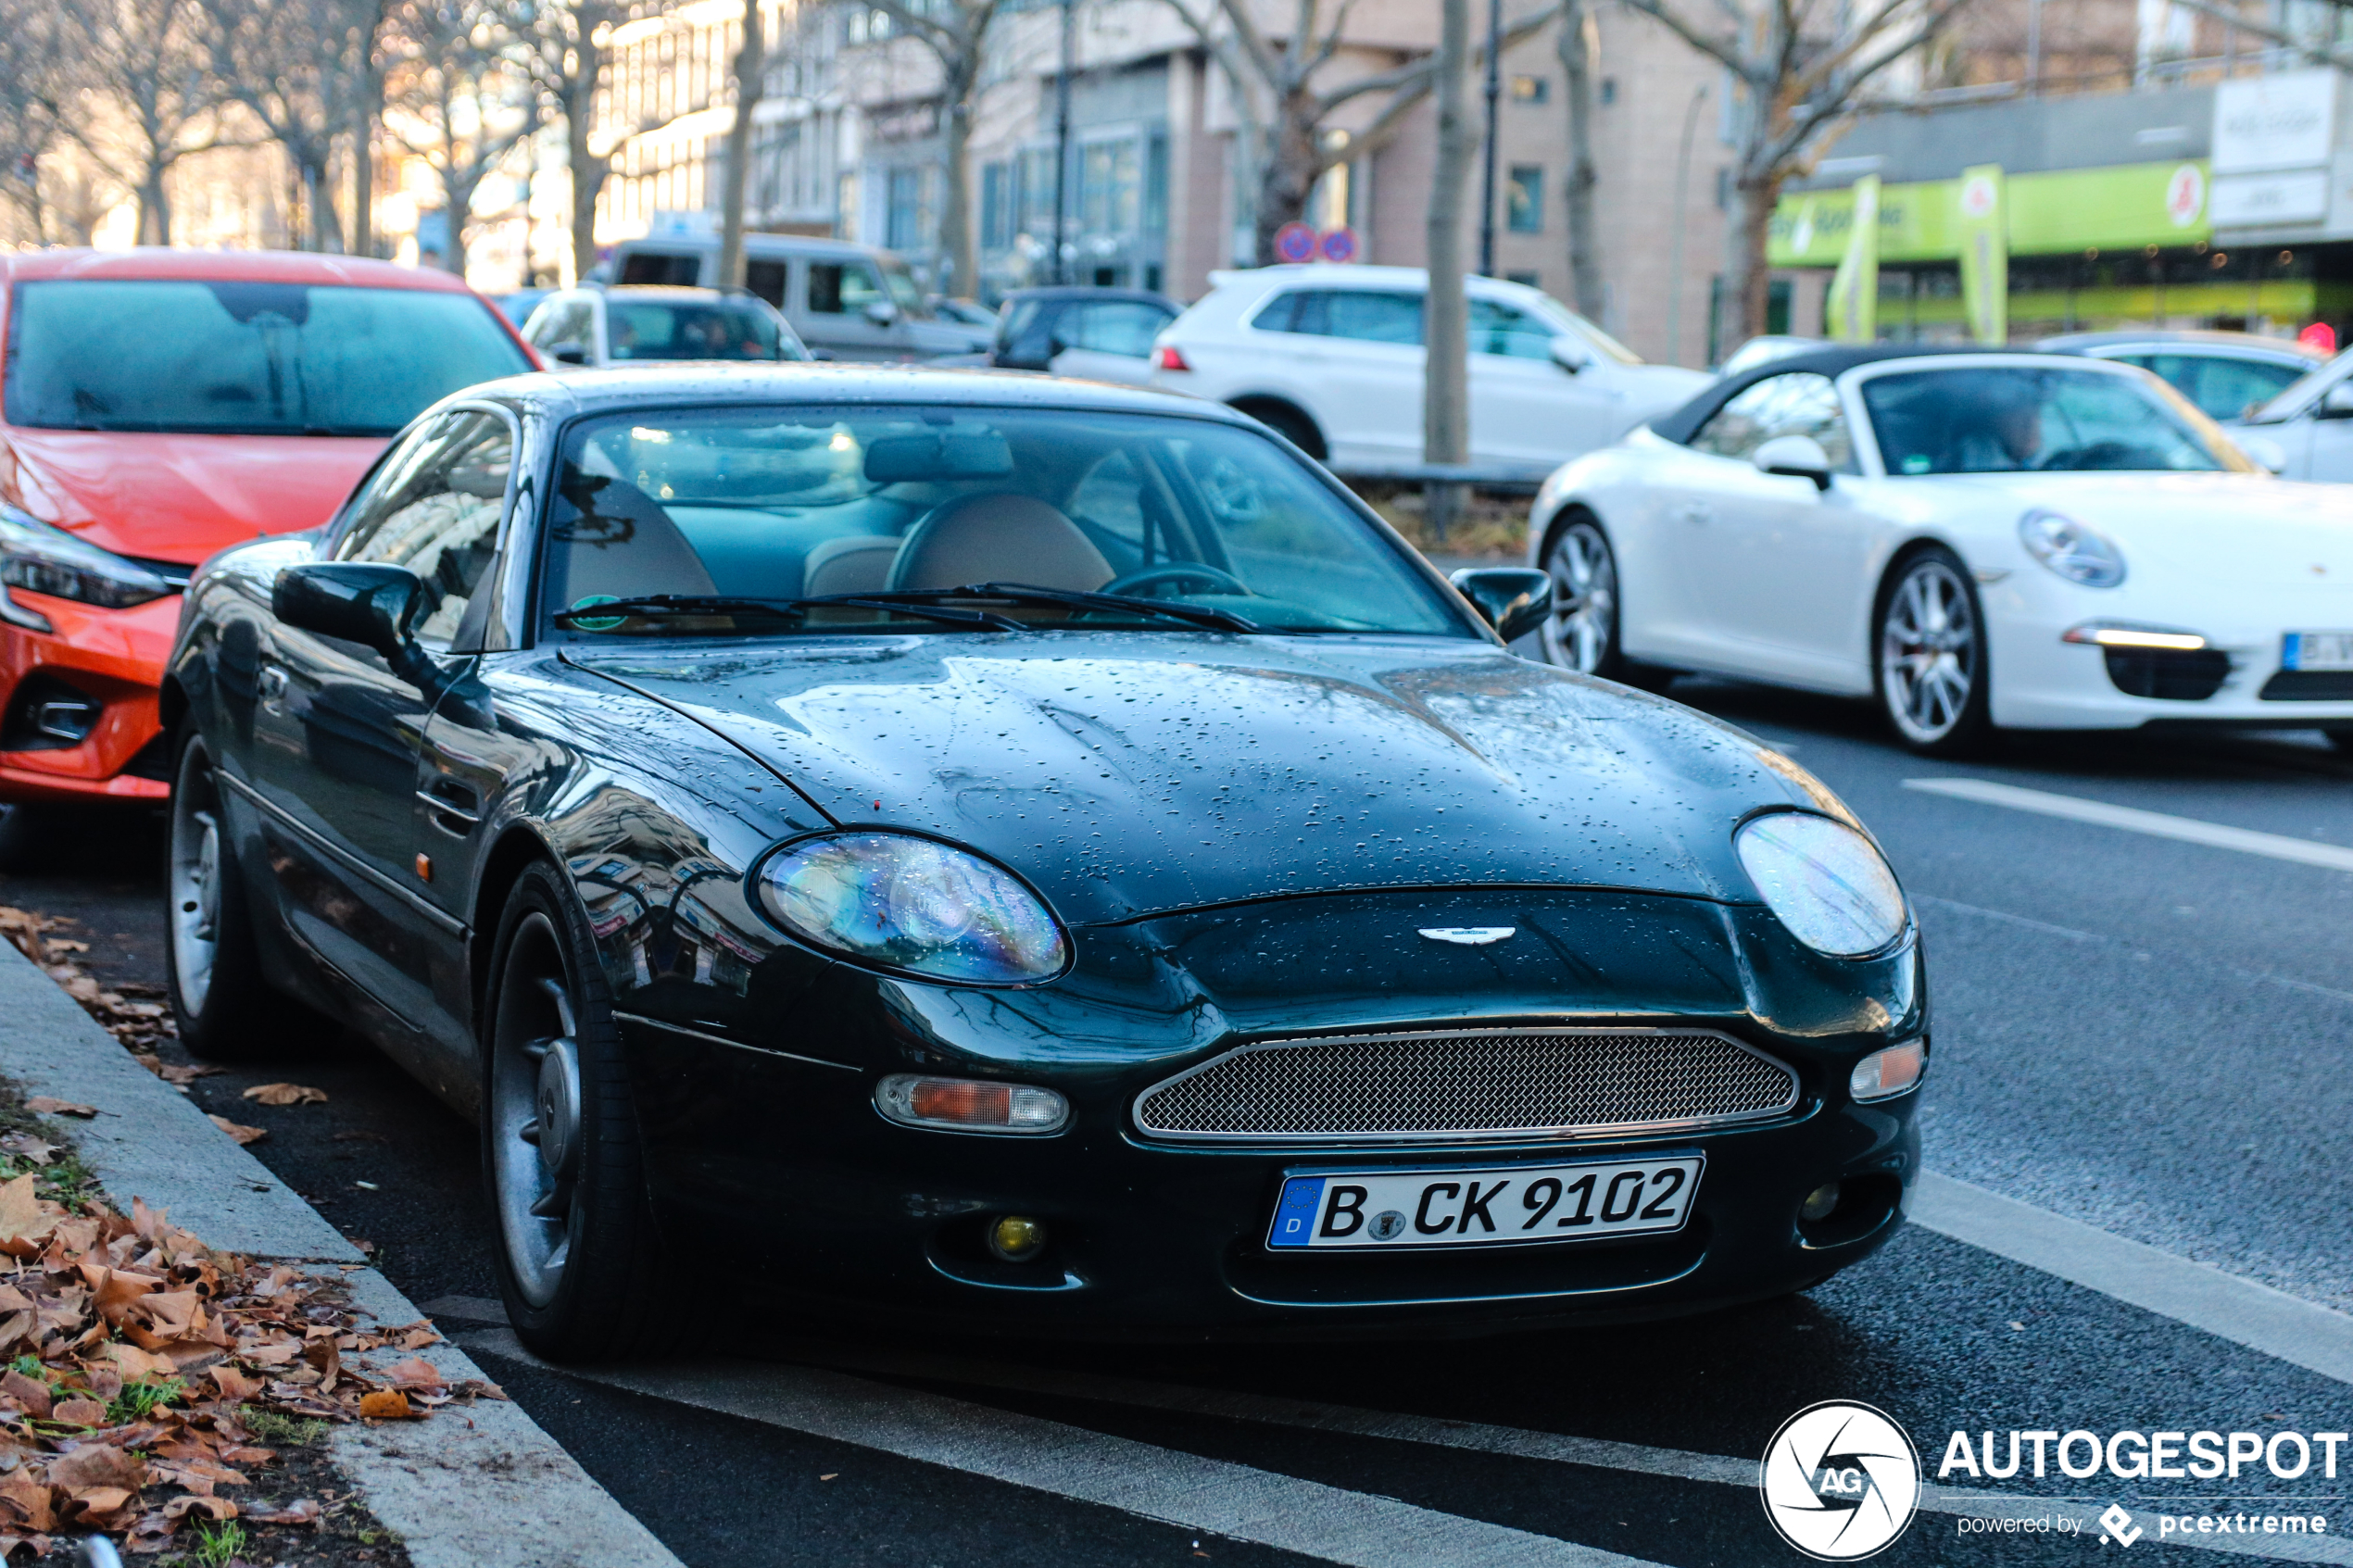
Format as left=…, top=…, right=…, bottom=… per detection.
left=1133, top=1026, right=1801, bottom=1144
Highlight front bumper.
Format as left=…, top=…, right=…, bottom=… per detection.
left=0, top=590, right=181, bottom=802
left=616, top=888, right=1926, bottom=1337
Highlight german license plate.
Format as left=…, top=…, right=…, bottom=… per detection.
left=2284, top=632, right=2353, bottom=671
left=1265, top=1157, right=1703, bottom=1251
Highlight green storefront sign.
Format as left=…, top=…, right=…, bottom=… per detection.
left=1768, top=159, right=2211, bottom=268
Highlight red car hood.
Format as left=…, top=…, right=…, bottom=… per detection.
left=0, top=427, right=387, bottom=564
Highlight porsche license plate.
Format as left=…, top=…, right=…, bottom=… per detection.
left=1265, top=1157, right=1702, bottom=1251
left=2285, top=632, right=2353, bottom=671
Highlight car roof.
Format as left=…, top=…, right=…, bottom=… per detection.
left=1001, top=286, right=1177, bottom=307
left=2037, top=328, right=2325, bottom=358
left=594, top=285, right=767, bottom=306
left=1650, top=345, right=2087, bottom=445
left=461, top=362, right=1267, bottom=423
left=0, top=247, right=478, bottom=292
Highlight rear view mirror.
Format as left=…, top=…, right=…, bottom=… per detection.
left=1449, top=568, right=1552, bottom=645
left=550, top=344, right=588, bottom=365
left=862, top=431, right=1015, bottom=483
left=1548, top=334, right=1589, bottom=374
left=274, top=562, right=426, bottom=661
left=1753, top=433, right=1833, bottom=490
left=864, top=301, right=900, bottom=327
left=2319, top=383, right=2353, bottom=420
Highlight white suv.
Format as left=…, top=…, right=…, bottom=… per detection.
left=1148, top=266, right=1709, bottom=481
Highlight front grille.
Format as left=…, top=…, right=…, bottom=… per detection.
left=1134, top=1027, right=1799, bottom=1143
left=2261, top=670, right=2353, bottom=701
left=2104, top=647, right=2230, bottom=701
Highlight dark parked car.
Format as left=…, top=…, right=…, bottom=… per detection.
left=992, top=286, right=1179, bottom=383
left=162, top=366, right=1926, bottom=1358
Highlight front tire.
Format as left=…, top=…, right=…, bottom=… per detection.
left=1538, top=514, right=1678, bottom=691
left=484, top=860, right=661, bottom=1361
left=1875, top=547, right=1993, bottom=756
left=165, top=728, right=310, bottom=1060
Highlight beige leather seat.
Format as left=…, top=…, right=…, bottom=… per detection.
left=887, top=494, right=1113, bottom=593
left=800, top=535, right=900, bottom=597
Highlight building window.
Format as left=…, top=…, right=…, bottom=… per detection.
left=1019, top=146, right=1057, bottom=236
left=886, top=166, right=925, bottom=251
left=1081, top=137, right=1140, bottom=235
left=1509, top=75, right=1549, bottom=103
left=981, top=161, right=1014, bottom=249
left=1506, top=166, right=1543, bottom=233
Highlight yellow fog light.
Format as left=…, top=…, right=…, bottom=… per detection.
left=1801, top=1183, right=1842, bottom=1223
left=1850, top=1040, right=1926, bottom=1102
left=988, top=1215, right=1049, bottom=1262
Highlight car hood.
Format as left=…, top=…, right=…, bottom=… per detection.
left=1916, top=470, right=2353, bottom=588
left=0, top=427, right=386, bottom=564
left=571, top=635, right=1859, bottom=925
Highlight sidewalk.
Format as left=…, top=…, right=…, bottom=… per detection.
left=0, top=938, right=682, bottom=1568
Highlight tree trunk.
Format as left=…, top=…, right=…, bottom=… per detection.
left=1424, top=0, right=1475, bottom=540
left=1721, top=165, right=1778, bottom=345
left=567, top=61, right=605, bottom=282
left=717, top=0, right=764, bottom=289
left=1557, top=0, right=1603, bottom=320
left=351, top=69, right=378, bottom=257
left=935, top=52, right=976, bottom=296
left=1251, top=91, right=1320, bottom=266
left=140, top=169, right=170, bottom=245
left=440, top=167, right=474, bottom=274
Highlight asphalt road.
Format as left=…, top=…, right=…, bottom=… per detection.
left=12, top=682, right=2353, bottom=1568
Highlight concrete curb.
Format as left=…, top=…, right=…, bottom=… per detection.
left=0, top=940, right=682, bottom=1568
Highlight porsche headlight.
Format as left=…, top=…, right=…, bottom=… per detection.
left=2018, top=508, right=2125, bottom=588
left=1735, top=813, right=1908, bottom=958
left=0, top=505, right=172, bottom=623
left=754, top=832, right=1067, bottom=984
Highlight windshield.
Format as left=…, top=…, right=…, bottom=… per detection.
left=608, top=300, right=799, bottom=362
left=4, top=280, right=532, bottom=436
left=1859, top=365, right=2251, bottom=475
left=544, top=405, right=1464, bottom=638
left=879, top=259, right=927, bottom=315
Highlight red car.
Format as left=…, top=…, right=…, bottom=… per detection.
left=0, top=249, right=536, bottom=805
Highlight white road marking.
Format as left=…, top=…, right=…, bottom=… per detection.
left=1904, top=778, right=2353, bottom=873
left=463, top=1326, right=2352, bottom=1563
left=1914, top=894, right=2098, bottom=942
left=1910, top=1173, right=2353, bottom=1387
left=462, top=1328, right=1662, bottom=1568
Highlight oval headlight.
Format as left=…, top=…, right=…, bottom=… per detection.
left=754, top=832, right=1068, bottom=984
left=1735, top=813, right=1908, bottom=958
left=2019, top=508, right=2125, bottom=588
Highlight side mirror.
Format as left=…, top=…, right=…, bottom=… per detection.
left=549, top=344, right=589, bottom=365
left=274, top=562, right=426, bottom=662
left=2234, top=433, right=2289, bottom=474
left=864, top=300, right=899, bottom=326
left=1753, top=433, right=1833, bottom=490
left=2318, top=383, right=2353, bottom=420
left=1449, top=567, right=1553, bottom=645
left=1548, top=334, right=1589, bottom=374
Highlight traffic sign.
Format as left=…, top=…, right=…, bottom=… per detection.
left=1317, top=226, right=1358, bottom=263
left=1275, top=222, right=1317, bottom=263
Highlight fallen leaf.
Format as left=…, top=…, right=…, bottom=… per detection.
left=156, top=1065, right=220, bottom=1087
left=346, top=1236, right=377, bottom=1256
left=0, top=1175, right=50, bottom=1245
left=0, top=1135, right=56, bottom=1168
left=2, top=1371, right=51, bottom=1420
left=208, top=1366, right=262, bottom=1402
left=45, top=1443, right=146, bottom=1491
left=49, top=1399, right=106, bottom=1427
left=160, top=1493, right=237, bottom=1522
left=356, top=1390, right=412, bottom=1420
left=240, top=1084, right=327, bottom=1107
left=206, top=1116, right=267, bottom=1147
left=384, top=1356, right=445, bottom=1392
left=23, top=1098, right=94, bottom=1119
left=245, top=1498, right=320, bottom=1526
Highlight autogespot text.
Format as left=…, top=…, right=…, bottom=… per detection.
left=1939, top=1427, right=2351, bottom=1482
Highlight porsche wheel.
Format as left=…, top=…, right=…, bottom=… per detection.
left=165, top=728, right=309, bottom=1060
left=1541, top=515, right=1678, bottom=692
left=1876, top=547, right=1992, bottom=756
left=484, top=860, right=661, bottom=1361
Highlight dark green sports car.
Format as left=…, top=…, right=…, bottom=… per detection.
left=161, top=366, right=1926, bottom=1358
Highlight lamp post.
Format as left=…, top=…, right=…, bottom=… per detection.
left=1478, top=0, right=1502, bottom=276
left=1053, top=0, right=1074, bottom=284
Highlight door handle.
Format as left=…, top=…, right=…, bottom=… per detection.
left=258, top=664, right=289, bottom=704
left=418, top=777, right=481, bottom=834
left=1678, top=502, right=1713, bottom=525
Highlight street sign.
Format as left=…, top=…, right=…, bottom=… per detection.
left=1318, top=226, right=1358, bottom=263
left=1276, top=222, right=1317, bottom=263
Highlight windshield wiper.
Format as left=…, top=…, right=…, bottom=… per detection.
left=889, top=583, right=1261, bottom=633
left=552, top=593, right=1022, bottom=633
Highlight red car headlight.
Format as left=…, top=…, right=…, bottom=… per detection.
left=0, top=506, right=173, bottom=629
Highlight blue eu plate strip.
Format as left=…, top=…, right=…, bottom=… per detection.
left=2287, top=633, right=2305, bottom=671
left=1267, top=1176, right=1326, bottom=1248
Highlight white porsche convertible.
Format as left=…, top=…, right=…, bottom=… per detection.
left=1526, top=346, right=2353, bottom=755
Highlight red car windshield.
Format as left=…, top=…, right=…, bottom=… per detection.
left=4, top=279, right=534, bottom=437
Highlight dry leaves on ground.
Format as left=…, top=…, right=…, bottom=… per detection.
left=20, top=1101, right=92, bottom=1122
left=203, top=1117, right=268, bottom=1148
left=239, top=1085, right=327, bottom=1109
left=0, top=1175, right=499, bottom=1559
left=0, top=907, right=174, bottom=1056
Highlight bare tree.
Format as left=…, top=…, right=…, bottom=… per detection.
left=1555, top=0, right=1602, bottom=320
left=1424, top=0, right=1474, bottom=539
left=717, top=0, right=764, bottom=288
left=857, top=0, right=1005, bottom=298
left=60, top=0, right=243, bottom=245
left=384, top=0, right=538, bottom=274
left=201, top=0, right=369, bottom=249
left=1621, top=0, right=1974, bottom=341
left=1158, top=0, right=1556, bottom=267
left=0, top=0, right=69, bottom=245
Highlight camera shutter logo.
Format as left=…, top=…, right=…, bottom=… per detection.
left=1759, top=1401, right=1919, bottom=1560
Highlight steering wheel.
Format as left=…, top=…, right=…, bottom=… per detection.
left=1101, top=563, right=1252, bottom=598
left=2036, top=440, right=2150, bottom=471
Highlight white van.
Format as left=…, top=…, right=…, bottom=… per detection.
left=602, top=234, right=989, bottom=362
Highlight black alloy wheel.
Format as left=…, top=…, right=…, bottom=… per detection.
left=484, top=859, right=661, bottom=1361
left=164, top=726, right=310, bottom=1060
left=1875, top=546, right=1993, bottom=756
